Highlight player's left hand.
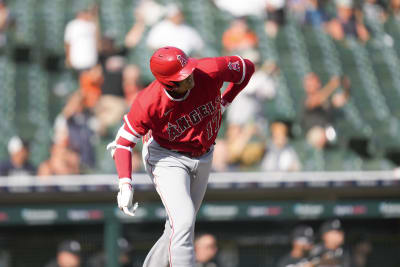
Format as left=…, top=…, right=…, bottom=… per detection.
left=117, top=178, right=139, bottom=216
left=220, top=99, right=230, bottom=114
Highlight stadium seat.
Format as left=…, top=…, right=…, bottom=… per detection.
left=324, top=147, right=363, bottom=171
left=362, top=157, right=396, bottom=171
left=183, top=0, right=224, bottom=56
left=40, top=0, right=66, bottom=55
left=366, top=41, right=400, bottom=118
left=293, top=140, right=326, bottom=171
left=384, top=16, right=400, bottom=57
left=0, top=56, right=17, bottom=159
left=99, top=0, right=127, bottom=46
left=10, top=0, right=37, bottom=47
left=26, top=64, right=52, bottom=166
left=275, top=25, right=312, bottom=119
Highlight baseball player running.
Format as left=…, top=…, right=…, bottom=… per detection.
left=108, top=46, right=254, bottom=267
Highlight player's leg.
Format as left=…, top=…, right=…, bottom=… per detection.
left=190, top=149, right=213, bottom=213
left=143, top=141, right=197, bottom=267
left=142, top=141, right=171, bottom=267
left=150, top=165, right=197, bottom=267
left=142, top=219, right=171, bottom=267
left=188, top=149, right=213, bottom=245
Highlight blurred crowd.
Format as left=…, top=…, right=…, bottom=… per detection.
left=276, top=219, right=372, bottom=267
left=0, top=0, right=399, bottom=177
left=33, top=219, right=371, bottom=267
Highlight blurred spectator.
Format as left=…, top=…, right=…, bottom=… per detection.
left=92, top=5, right=148, bottom=135
left=94, top=36, right=129, bottom=135
left=133, top=0, right=166, bottom=27
left=64, top=6, right=100, bottom=73
left=222, top=18, right=258, bottom=55
left=389, top=0, right=400, bottom=19
left=306, top=126, right=328, bottom=151
left=225, top=123, right=265, bottom=168
left=304, top=0, right=329, bottom=27
left=212, top=138, right=230, bottom=172
left=212, top=0, right=267, bottom=17
left=350, top=236, right=372, bottom=267
left=277, top=225, right=314, bottom=267
left=45, top=240, right=82, bottom=267
left=124, top=3, right=147, bottom=48
left=260, top=122, right=301, bottom=172
left=79, top=64, right=103, bottom=109
left=88, top=237, right=133, bottom=267
left=301, top=73, right=350, bottom=137
left=0, top=0, right=13, bottom=51
left=0, top=136, right=35, bottom=176
left=131, top=149, right=144, bottom=173
left=222, top=54, right=269, bottom=169
left=287, top=0, right=307, bottom=24
left=123, top=64, right=143, bottom=105
left=265, top=0, right=286, bottom=37
left=195, top=233, right=219, bottom=267
left=302, top=126, right=327, bottom=171
left=38, top=91, right=97, bottom=176
left=303, top=125, right=363, bottom=171
left=224, top=67, right=269, bottom=169
left=146, top=3, right=204, bottom=55
left=363, top=0, right=387, bottom=23
left=37, top=144, right=80, bottom=176
left=310, top=219, right=351, bottom=267
left=59, top=91, right=96, bottom=169
left=327, top=0, right=370, bottom=42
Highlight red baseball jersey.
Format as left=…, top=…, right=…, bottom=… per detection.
left=113, top=56, right=254, bottom=178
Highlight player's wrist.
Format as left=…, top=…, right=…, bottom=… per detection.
left=220, top=98, right=230, bottom=114
left=119, top=177, right=132, bottom=190
left=221, top=98, right=230, bottom=107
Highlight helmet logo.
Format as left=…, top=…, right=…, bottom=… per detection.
left=228, top=61, right=241, bottom=72
left=177, top=55, right=188, bottom=67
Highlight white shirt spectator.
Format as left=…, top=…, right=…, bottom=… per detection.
left=261, top=143, right=301, bottom=171
left=64, top=18, right=98, bottom=70
left=137, top=0, right=166, bottom=26
left=363, top=1, right=384, bottom=22
left=213, top=0, right=267, bottom=17
left=227, top=69, right=276, bottom=125
left=146, top=20, right=204, bottom=55
left=268, top=0, right=286, bottom=9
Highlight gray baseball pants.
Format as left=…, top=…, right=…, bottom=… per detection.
left=141, top=137, right=213, bottom=267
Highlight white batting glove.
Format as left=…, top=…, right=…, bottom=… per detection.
left=117, top=178, right=139, bottom=216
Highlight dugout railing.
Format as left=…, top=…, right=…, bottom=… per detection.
left=0, top=171, right=399, bottom=267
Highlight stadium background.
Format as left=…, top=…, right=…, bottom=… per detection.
left=0, top=0, right=400, bottom=266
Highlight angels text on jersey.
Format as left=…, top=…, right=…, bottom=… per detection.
left=167, top=96, right=221, bottom=141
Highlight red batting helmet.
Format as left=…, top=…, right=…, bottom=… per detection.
left=150, top=46, right=197, bottom=89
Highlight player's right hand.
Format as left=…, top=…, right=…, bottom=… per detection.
left=117, top=178, right=139, bottom=216
left=106, top=140, right=117, bottom=158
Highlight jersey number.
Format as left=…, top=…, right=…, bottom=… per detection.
left=206, top=112, right=221, bottom=140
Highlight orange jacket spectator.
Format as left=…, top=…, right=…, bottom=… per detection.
left=79, top=64, right=103, bottom=108
left=222, top=18, right=258, bottom=53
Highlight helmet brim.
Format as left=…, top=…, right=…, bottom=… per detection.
left=168, top=58, right=198, bottom=82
